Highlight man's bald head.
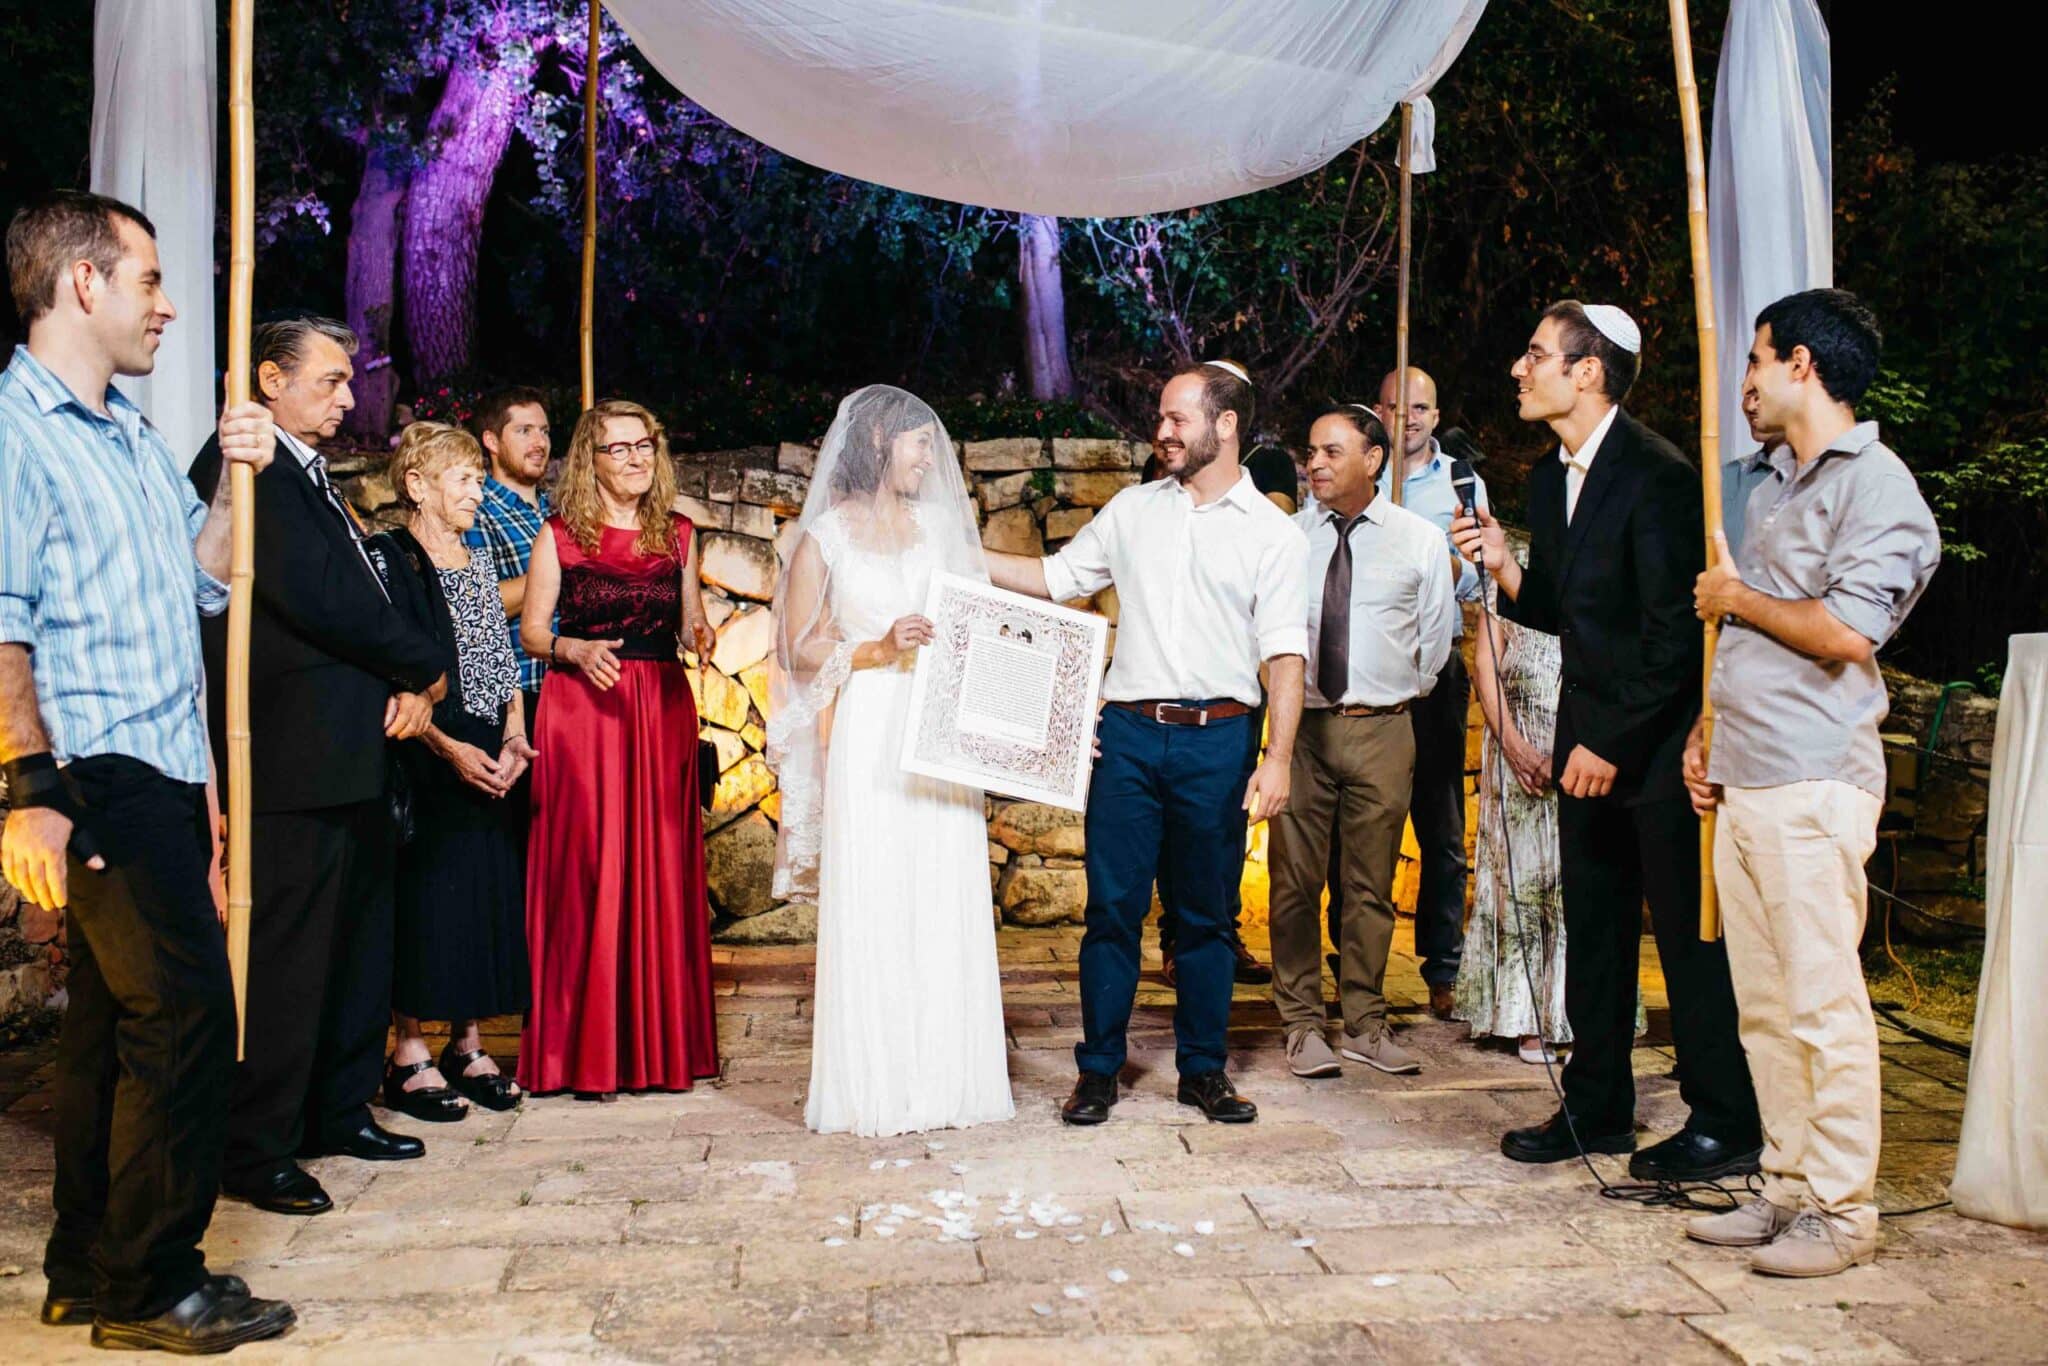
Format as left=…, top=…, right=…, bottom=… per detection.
left=1375, top=366, right=1440, bottom=463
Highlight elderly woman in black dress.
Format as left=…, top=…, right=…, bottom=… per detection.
left=369, top=421, right=534, bottom=1120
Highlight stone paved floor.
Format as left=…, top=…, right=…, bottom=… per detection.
left=1, top=918, right=2042, bottom=1364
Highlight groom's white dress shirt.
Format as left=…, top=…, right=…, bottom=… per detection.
left=1042, top=470, right=1308, bottom=706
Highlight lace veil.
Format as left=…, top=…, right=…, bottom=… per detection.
left=765, top=386, right=988, bottom=899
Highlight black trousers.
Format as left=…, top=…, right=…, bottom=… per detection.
left=224, top=798, right=396, bottom=1180
left=44, top=755, right=232, bottom=1320
left=1555, top=790, right=1760, bottom=1144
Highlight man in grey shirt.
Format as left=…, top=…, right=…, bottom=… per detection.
left=1682, top=289, right=1939, bottom=1279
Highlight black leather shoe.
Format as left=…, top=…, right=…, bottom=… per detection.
left=1060, top=1072, right=1118, bottom=1126
left=223, top=1165, right=333, bottom=1216
left=1231, top=939, right=1274, bottom=985
left=91, top=1275, right=295, bottom=1354
left=40, top=1290, right=95, bottom=1326
left=382, top=1059, right=471, bottom=1123
left=311, top=1120, right=425, bottom=1162
left=1177, top=1071, right=1257, bottom=1123
left=1629, top=1127, right=1763, bottom=1182
left=1500, top=1109, right=1634, bottom=1164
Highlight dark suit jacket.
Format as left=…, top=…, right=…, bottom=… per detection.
left=191, top=435, right=447, bottom=813
left=1503, top=409, right=1703, bottom=805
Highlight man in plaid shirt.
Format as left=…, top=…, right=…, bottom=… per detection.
left=466, top=387, right=553, bottom=721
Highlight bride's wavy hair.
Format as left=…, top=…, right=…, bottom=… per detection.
left=556, top=398, right=680, bottom=557
left=828, top=390, right=942, bottom=499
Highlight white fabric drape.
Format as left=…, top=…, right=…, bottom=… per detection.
left=1707, top=0, right=1830, bottom=503
left=1952, top=634, right=2048, bottom=1230
left=90, top=0, right=217, bottom=461
left=603, top=0, right=1486, bottom=215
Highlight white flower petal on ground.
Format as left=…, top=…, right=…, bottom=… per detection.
left=1194, top=1220, right=1214, bottom=1236
left=927, top=1141, right=946, bottom=1150
left=822, top=1237, right=846, bottom=1247
left=1062, top=1285, right=1087, bottom=1300
left=1015, top=1229, right=1038, bottom=1240
left=1172, top=1242, right=1195, bottom=1258
left=869, top=1160, right=887, bottom=1171
left=1030, top=1303, right=1054, bottom=1317
left=1292, top=1236, right=1316, bottom=1248
left=893, top=1158, right=913, bottom=1168
left=873, top=1224, right=896, bottom=1237
left=1107, top=1268, right=1130, bottom=1284
left=1371, top=1274, right=1401, bottom=1287
left=1065, top=1234, right=1087, bottom=1243
left=950, top=1163, right=968, bottom=1175
left=1099, top=1220, right=1117, bottom=1237
left=832, top=1216, right=853, bottom=1227
left=1057, top=1214, right=1082, bottom=1226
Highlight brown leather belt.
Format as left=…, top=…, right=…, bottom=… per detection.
left=1329, top=700, right=1410, bottom=717
left=1109, top=699, right=1254, bottom=727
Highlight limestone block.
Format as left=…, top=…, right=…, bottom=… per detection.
left=730, top=501, right=775, bottom=539
left=699, top=668, right=752, bottom=730
left=740, top=468, right=810, bottom=516
left=977, top=472, right=1033, bottom=513
left=714, top=900, right=817, bottom=943
left=700, top=725, right=748, bottom=774
left=777, top=442, right=818, bottom=477
left=711, top=606, right=775, bottom=676
left=673, top=462, right=708, bottom=497
left=703, top=594, right=735, bottom=630
left=740, top=661, right=773, bottom=718
left=1045, top=507, right=1095, bottom=541
left=1052, top=437, right=1141, bottom=470
left=706, top=464, right=741, bottom=502
left=704, top=811, right=778, bottom=919
left=673, top=494, right=730, bottom=531
left=963, top=437, right=1048, bottom=472
left=699, top=532, right=777, bottom=600
left=711, top=754, right=775, bottom=818
left=980, top=505, right=1044, bottom=557
left=989, top=802, right=1087, bottom=858
left=1054, top=471, right=1140, bottom=507
left=759, top=790, right=781, bottom=823
left=998, top=865, right=1087, bottom=926
left=988, top=841, right=1009, bottom=867
left=741, top=720, right=767, bottom=750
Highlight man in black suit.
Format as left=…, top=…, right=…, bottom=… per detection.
left=1452, top=300, right=1760, bottom=1181
left=191, top=315, right=447, bottom=1216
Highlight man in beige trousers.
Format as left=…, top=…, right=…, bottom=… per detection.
left=1270, top=404, right=1454, bottom=1079
left=1684, top=288, right=1939, bottom=1277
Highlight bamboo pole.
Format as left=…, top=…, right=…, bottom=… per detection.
left=1667, top=0, right=1723, bottom=942
left=225, top=0, right=257, bottom=1055
left=1389, top=101, right=1413, bottom=507
left=580, top=0, right=601, bottom=409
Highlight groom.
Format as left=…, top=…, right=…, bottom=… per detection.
left=988, top=363, right=1308, bottom=1124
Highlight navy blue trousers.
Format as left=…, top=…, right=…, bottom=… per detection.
left=1076, top=705, right=1252, bottom=1080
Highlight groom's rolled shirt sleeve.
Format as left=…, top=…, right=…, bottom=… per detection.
left=1042, top=500, right=1116, bottom=603
left=1252, top=524, right=1311, bottom=662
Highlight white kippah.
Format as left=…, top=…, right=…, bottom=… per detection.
left=1201, top=359, right=1252, bottom=384
left=1583, top=304, right=1642, bottom=355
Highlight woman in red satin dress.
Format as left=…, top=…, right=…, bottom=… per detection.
left=516, top=399, right=720, bottom=1098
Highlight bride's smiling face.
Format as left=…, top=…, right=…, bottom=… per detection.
left=886, top=423, right=937, bottom=496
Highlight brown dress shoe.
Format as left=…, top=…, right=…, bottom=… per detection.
left=1428, top=984, right=1455, bottom=1020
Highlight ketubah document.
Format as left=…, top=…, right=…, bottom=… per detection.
left=899, top=572, right=1108, bottom=810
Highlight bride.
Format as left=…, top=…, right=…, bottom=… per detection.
left=767, top=386, right=1015, bottom=1136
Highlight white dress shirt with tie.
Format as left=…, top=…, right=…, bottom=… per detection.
left=280, top=427, right=387, bottom=598
left=1559, top=403, right=1621, bottom=524
left=1298, top=494, right=1456, bottom=709
left=1042, top=470, right=1309, bottom=705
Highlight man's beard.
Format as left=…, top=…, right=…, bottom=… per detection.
left=1171, top=424, right=1221, bottom=483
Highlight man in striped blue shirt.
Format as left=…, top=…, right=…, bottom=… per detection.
left=0, top=191, right=295, bottom=1350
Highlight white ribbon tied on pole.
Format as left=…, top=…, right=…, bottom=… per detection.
left=90, top=0, right=219, bottom=460
left=1707, top=0, right=1830, bottom=517
left=603, top=0, right=1486, bottom=215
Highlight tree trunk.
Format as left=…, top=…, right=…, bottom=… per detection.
left=342, top=143, right=408, bottom=440
left=1017, top=213, right=1075, bottom=400
left=402, top=38, right=537, bottom=381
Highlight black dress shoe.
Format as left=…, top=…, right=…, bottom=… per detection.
left=92, top=1275, right=295, bottom=1355
left=441, top=1041, right=524, bottom=1112
left=1060, top=1072, right=1118, bottom=1126
left=223, top=1165, right=333, bottom=1216
left=1231, top=939, right=1274, bottom=986
left=40, top=1290, right=95, bottom=1326
left=382, top=1059, right=471, bottom=1123
left=1500, top=1109, right=1635, bottom=1164
left=313, top=1120, right=426, bottom=1161
left=1177, top=1071, right=1257, bottom=1123
left=1629, top=1127, right=1763, bottom=1183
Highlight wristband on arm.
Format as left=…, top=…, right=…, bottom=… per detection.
left=3, top=752, right=104, bottom=865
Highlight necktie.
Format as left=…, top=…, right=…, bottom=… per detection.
left=1561, top=451, right=1590, bottom=522
left=307, top=452, right=390, bottom=600
left=1317, top=512, right=1363, bottom=703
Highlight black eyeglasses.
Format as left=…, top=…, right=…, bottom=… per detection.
left=598, top=439, right=657, bottom=460
left=1520, top=347, right=1586, bottom=369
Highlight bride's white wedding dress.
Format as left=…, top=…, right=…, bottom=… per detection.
left=797, top=507, right=1015, bottom=1137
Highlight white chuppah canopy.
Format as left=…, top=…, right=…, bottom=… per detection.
left=1953, top=633, right=2048, bottom=1230
left=1707, top=0, right=1830, bottom=507
left=601, top=0, right=1487, bottom=216
left=90, top=0, right=218, bottom=460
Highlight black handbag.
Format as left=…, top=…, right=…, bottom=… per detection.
left=698, top=736, right=719, bottom=810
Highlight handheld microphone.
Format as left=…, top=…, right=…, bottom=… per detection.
left=1451, top=471, right=1479, bottom=517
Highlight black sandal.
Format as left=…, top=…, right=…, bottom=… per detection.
left=440, top=1042, right=524, bottom=1112
left=381, top=1059, right=470, bottom=1123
